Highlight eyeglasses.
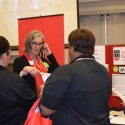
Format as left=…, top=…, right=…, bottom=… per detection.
left=31, top=41, right=44, bottom=47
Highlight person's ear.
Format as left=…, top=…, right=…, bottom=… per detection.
left=70, top=46, right=74, bottom=53
left=1, top=52, right=7, bottom=60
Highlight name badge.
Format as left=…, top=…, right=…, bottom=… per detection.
left=29, top=61, right=34, bottom=65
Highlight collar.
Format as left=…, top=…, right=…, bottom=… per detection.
left=70, top=54, right=95, bottom=64
left=0, top=65, right=8, bottom=70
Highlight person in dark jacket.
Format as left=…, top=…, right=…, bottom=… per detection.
left=0, top=36, right=36, bottom=125
left=40, top=29, right=112, bottom=125
left=13, top=30, right=59, bottom=96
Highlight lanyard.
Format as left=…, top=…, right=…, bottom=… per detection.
left=75, top=58, right=95, bottom=62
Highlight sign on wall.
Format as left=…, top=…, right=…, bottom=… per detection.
left=94, top=46, right=105, bottom=64
left=113, top=47, right=125, bottom=65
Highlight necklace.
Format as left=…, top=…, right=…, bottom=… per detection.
left=31, top=57, right=40, bottom=68
left=32, top=57, right=38, bottom=63
left=29, top=54, right=38, bottom=63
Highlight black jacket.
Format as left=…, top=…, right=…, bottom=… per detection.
left=41, top=54, right=112, bottom=125
left=13, top=53, right=59, bottom=94
left=0, top=65, right=36, bottom=125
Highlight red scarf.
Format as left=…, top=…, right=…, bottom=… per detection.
left=24, top=53, right=47, bottom=96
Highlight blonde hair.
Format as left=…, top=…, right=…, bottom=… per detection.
left=23, top=30, right=44, bottom=52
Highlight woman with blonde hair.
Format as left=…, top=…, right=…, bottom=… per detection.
left=13, top=30, right=59, bottom=96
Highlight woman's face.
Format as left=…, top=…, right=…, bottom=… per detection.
left=30, top=36, right=44, bottom=56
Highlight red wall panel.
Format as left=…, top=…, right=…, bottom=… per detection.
left=18, top=15, right=64, bottom=65
left=107, top=44, right=125, bottom=109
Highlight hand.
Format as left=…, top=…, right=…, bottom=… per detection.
left=20, top=70, right=28, bottom=77
left=41, top=43, right=52, bottom=56
left=23, top=66, right=38, bottom=77
left=123, top=102, right=125, bottom=107
left=112, top=88, right=118, bottom=96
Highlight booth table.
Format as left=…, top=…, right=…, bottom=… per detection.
left=110, top=110, right=125, bottom=125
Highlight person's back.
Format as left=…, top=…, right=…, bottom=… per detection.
left=40, top=29, right=112, bottom=125
left=48, top=56, right=111, bottom=125
left=0, top=36, right=36, bottom=125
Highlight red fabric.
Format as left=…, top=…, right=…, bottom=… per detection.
left=24, top=53, right=47, bottom=96
left=105, top=45, right=125, bottom=109
left=24, top=97, right=52, bottom=125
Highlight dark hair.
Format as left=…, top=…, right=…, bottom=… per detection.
left=0, top=36, right=10, bottom=56
left=68, top=29, right=95, bottom=54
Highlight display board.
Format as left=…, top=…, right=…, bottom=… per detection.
left=107, top=44, right=125, bottom=109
